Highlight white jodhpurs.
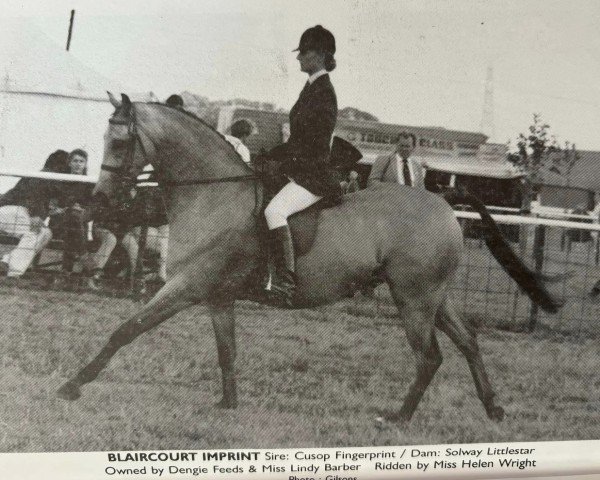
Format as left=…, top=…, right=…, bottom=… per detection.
left=264, top=181, right=322, bottom=230
left=0, top=205, right=53, bottom=277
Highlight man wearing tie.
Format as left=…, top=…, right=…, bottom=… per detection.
left=367, top=132, right=425, bottom=188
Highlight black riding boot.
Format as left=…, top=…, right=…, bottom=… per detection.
left=264, top=225, right=296, bottom=307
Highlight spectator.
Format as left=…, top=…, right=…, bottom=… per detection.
left=47, top=149, right=95, bottom=273
left=225, top=119, right=253, bottom=164
left=345, top=170, right=361, bottom=193
left=367, top=132, right=424, bottom=189
left=87, top=178, right=169, bottom=289
left=0, top=150, right=69, bottom=277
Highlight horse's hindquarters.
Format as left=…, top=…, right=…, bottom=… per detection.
left=294, top=185, right=462, bottom=306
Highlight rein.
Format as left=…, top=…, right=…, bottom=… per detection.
left=161, top=174, right=256, bottom=187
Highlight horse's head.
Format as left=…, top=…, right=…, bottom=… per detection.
left=94, top=92, right=150, bottom=207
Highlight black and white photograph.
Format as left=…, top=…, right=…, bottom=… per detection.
left=0, top=0, right=598, bottom=475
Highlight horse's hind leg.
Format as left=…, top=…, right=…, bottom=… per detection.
left=387, top=287, right=443, bottom=422
left=57, top=278, right=194, bottom=401
left=435, top=298, right=505, bottom=421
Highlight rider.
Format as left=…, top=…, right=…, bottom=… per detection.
left=263, top=25, right=341, bottom=306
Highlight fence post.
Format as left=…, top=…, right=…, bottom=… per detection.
left=527, top=224, right=546, bottom=332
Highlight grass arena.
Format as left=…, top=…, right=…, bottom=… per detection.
left=0, top=224, right=598, bottom=452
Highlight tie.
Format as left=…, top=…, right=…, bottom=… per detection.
left=402, top=159, right=412, bottom=186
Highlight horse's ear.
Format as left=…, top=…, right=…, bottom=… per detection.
left=121, top=93, right=132, bottom=106
left=107, top=91, right=121, bottom=108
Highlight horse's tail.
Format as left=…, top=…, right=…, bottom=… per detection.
left=444, top=189, right=562, bottom=314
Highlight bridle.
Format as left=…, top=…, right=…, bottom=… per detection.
left=100, top=104, right=261, bottom=213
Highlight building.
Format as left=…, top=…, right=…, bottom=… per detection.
left=217, top=105, right=489, bottom=165
left=216, top=105, right=523, bottom=205
left=538, top=150, right=600, bottom=210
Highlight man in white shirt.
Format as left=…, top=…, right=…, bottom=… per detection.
left=367, top=131, right=425, bottom=188
left=225, top=119, right=252, bottom=164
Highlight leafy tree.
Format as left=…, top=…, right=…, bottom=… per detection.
left=507, top=114, right=579, bottom=209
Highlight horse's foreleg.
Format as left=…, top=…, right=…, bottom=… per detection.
left=208, top=299, right=237, bottom=409
left=57, top=278, right=193, bottom=401
left=435, top=298, right=505, bottom=422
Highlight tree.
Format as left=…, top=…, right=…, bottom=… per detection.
left=507, top=114, right=579, bottom=209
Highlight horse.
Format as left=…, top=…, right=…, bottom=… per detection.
left=57, top=93, right=562, bottom=422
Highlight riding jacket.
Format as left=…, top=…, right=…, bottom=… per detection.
left=276, top=73, right=341, bottom=199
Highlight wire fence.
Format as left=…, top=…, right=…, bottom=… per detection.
left=452, top=212, right=600, bottom=338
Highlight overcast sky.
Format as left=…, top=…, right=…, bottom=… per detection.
left=3, top=0, right=600, bottom=149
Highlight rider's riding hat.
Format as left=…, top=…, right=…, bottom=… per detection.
left=293, top=25, right=336, bottom=55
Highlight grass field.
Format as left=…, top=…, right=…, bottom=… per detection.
left=0, top=274, right=598, bottom=452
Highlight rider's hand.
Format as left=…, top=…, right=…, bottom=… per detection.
left=30, top=216, right=45, bottom=233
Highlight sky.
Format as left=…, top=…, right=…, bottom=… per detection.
left=2, top=0, right=600, bottom=149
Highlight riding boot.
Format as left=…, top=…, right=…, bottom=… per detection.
left=264, top=225, right=296, bottom=307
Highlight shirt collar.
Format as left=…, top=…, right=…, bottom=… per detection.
left=308, top=69, right=328, bottom=84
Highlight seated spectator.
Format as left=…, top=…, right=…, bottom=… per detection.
left=87, top=178, right=169, bottom=289
left=343, top=170, right=360, bottom=194
left=0, top=150, right=69, bottom=277
left=47, top=149, right=95, bottom=273
left=122, top=224, right=169, bottom=283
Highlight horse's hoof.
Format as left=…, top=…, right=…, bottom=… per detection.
left=379, top=409, right=410, bottom=424
left=487, top=405, right=505, bottom=422
left=57, top=382, right=81, bottom=401
left=374, top=416, right=391, bottom=431
left=215, top=397, right=237, bottom=409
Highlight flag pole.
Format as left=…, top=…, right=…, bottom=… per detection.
left=66, top=10, right=75, bottom=51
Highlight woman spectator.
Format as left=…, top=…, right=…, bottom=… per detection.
left=0, top=150, right=69, bottom=277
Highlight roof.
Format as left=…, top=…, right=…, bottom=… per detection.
left=541, top=149, right=600, bottom=191
left=0, top=18, right=125, bottom=101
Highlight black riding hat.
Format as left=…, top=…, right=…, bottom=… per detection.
left=293, top=25, right=336, bottom=54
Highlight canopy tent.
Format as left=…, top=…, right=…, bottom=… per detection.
left=421, top=157, right=524, bottom=179
left=0, top=19, right=152, bottom=193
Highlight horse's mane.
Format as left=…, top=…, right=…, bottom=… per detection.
left=138, top=101, right=252, bottom=172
